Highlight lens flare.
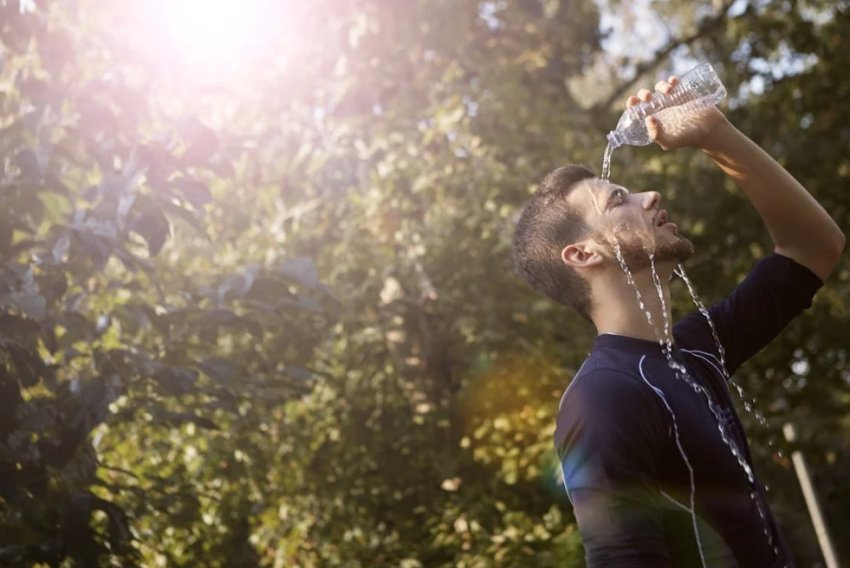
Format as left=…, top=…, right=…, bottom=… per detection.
left=129, top=0, right=282, bottom=82
left=163, top=0, right=263, bottom=62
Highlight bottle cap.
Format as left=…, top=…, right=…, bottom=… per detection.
left=606, top=131, right=624, bottom=150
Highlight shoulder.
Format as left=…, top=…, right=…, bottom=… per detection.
left=673, top=252, right=824, bottom=367
left=756, top=252, right=825, bottom=306
left=554, top=362, right=672, bottom=486
left=555, top=363, right=667, bottom=445
left=760, top=251, right=825, bottom=286
left=558, top=355, right=644, bottom=409
left=565, top=364, right=645, bottom=401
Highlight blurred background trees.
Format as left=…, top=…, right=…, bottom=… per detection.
left=0, top=0, right=847, bottom=565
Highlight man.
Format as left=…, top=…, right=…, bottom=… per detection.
left=512, top=75, right=845, bottom=567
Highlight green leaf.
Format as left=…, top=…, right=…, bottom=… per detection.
left=283, top=366, right=313, bottom=381
left=0, top=292, right=46, bottom=319
left=152, top=365, right=199, bottom=396
left=151, top=409, right=218, bottom=430
left=90, top=496, right=133, bottom=552
left=52, top=233, right=70, bottom=263
left=13, top=148, right=45, bottom=182
left=160, top=199, right=208, bottom=236
left=200, top=309, right=262, bottom=337
left=197, top=357, right=237, bottom=387
left=277, top=296, right=323, bottom=314
left=178, top=118, right=219, bottom=166
left=173, top=177, right=213, bottom=210
left=217, top=266, right=258, bottom=302
left=130, top=208, right=170, bottom=256
left=0, top=314, right=41, bottom=342
left=279, top=257, right=319, bottom=289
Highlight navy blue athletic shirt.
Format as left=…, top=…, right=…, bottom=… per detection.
left=554, top=253, right=823, bottom=567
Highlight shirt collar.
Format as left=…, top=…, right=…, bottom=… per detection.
left=593, top=332, right=681, bottom=360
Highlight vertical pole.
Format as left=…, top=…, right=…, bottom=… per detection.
left=782, top=423, right=840, bottom=568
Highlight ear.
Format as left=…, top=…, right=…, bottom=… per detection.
left=561, top=240, right=605, bottom=269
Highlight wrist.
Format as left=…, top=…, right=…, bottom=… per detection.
left=698, top=116, right=737, bottom=154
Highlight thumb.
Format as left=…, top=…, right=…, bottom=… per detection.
left=646, top=115, right=662, bottom=141
left=645, top=115, right=670, bottom=151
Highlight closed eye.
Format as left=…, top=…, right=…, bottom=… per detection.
left=607, top=188, right=627, bottom=208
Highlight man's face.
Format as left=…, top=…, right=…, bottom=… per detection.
left=569, top=178, right=694, bottom=271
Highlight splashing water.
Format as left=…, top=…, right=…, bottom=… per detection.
left=673, top=263, right=782, bottom=555
left=674, top=265, right=777, bottom=444
left=601, top=143, right=615, bottom=180
left=613, top=243, right=779, bottom=557
left=613, top=243, right=652, bottom=321
left=614, top=243, right=707, bottom=567
left=645, top=256, right=757, bottom=485
left=649, top=253, right=673, bottom=352
left=613, top=247, right=751, bottom=474
left=674, top=265, right=729, bottom=376
left=598, top=108, right=780, bottom=555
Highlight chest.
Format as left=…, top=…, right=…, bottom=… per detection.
left=639, top=355, right=752, bottom=491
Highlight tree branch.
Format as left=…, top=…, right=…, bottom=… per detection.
left=593, top=0, right=740, bottom=114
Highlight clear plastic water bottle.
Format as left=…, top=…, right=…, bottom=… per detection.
left=606, top=63, right=727, bottom=149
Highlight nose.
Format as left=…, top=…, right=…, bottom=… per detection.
left=641, top=191, right=661, bottom=210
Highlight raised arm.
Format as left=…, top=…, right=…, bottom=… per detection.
left=698, top=120, right=845, bottom=280
left=639, top=77, right=846, bottom=281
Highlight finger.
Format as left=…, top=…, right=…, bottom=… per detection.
left=646, top=115, right=663, bottom=142
left=667, top=75, right=678, bottom=86
left=655, top=80, right=673, bottom=96
left=637, top=88, right=652, bottom=102
left=626, top=95, right=640, bottom=108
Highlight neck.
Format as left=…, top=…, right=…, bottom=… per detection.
left=591, top=261, right=675, bottom=343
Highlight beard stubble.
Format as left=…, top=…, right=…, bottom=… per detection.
left=604, top=228, right=695, bottom=272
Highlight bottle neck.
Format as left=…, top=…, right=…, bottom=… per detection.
left=606, top=131, right=624, bottom=150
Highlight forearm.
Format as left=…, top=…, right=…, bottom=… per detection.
left=699, top=118, right=845, bottom=281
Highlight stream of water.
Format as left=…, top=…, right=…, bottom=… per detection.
left=601, top=129, right=780, bottom=560
left=674, top=264, right=775, bottom=437
left=601, top=143, right=614, bottom=181
left=610, top=226, right=778, bottom=558
left=612, top=244, right=707, bottom=567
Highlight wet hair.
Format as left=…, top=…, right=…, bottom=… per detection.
left=512, top=165, right=596, bottom=321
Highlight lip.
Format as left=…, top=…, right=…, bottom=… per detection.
left=653, top=210, right=678, bottom=234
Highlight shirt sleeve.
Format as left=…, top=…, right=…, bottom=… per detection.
left=555, top=368, right=673, bottom=567
left=673, top=253, right=823, bottom=376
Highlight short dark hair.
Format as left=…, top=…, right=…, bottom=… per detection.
left=512, top=165, right=597, bottom=321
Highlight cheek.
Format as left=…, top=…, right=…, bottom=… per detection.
left=611, top=216, right=657, bottom=245
left=596, top=210, right=652, bottom=243
left=608, top=214, right=640, bottom=235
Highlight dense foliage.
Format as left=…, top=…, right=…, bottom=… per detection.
left=0, top=0, right=847, bottom=565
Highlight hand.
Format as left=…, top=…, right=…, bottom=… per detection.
left=626, top=76, right=729, bottom=151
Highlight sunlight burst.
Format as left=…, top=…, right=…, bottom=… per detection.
left=146, top=0, right=277, bottom=79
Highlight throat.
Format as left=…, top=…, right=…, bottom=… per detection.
left=593, top=262, right=674, bottom=345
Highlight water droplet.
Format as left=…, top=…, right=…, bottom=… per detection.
left=612, top=247, right=778, bottom=558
